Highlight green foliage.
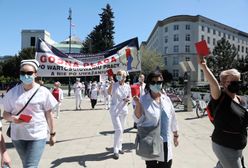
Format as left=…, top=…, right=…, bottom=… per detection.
left=1, top=47, right=35, bottom=80
left=81, top=4, right=115, bottom=54
left=140, top=48, right=165, bottom=75
left=207, top=38, right=238, bottom=77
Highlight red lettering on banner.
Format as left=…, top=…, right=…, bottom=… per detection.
left=104, top=59, right=109, bottom=63
left=40, top=55, right=47, bottom=63
left=73, top=62, right=79, bottom=67
left=48, top=56, right=55, bottom=63
left=83, top=63, right=89, bottom=67
left=111, top=57, right=117, bottom=62
left=97, top=61, right=103, bottom=65
left=65, top=61, right=72, bottom=66
left=57, top=58, right=63, bottom=64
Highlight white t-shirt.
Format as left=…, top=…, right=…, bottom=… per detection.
left=110, top=82, right=131, bottom=114
left=3, top=83, right=58, bottom=140
left=90, top=88, right=98, bottom=100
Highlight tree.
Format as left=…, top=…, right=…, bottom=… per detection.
left=81, top=4, right=115, bottom=54
left=2, top=48, right=35, bottom=78
left=207, top=38, right=238, bottom=77
left=140, top=48, right=165, bottom=75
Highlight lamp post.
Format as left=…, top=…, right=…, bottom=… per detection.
left=67, top=8, right=72, bottom=96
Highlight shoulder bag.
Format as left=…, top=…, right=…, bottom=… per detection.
left=135, top=104, right=163, bottom=158
left=6, top=87, right=40, bottom=138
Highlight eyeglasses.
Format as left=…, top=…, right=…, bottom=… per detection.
left=20, top=71, right=35, bottom=76
left=150, top=81, right=163, bottom=85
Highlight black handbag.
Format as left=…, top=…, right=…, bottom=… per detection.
left=6, top=87, right=40, bottom=138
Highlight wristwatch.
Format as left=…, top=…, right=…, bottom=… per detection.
left=50, top=132, right=56, bottom=136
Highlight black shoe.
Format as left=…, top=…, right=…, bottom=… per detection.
left=113, top=153, right=119, bottom=160
left=133, top=123, right=137, bottom=129
left=119, top=150, right=124, bottom=154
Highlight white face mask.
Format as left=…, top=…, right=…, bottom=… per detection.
left=149, top=84, right=162, bottom=93
left=116, top=75, right=122, bottom=81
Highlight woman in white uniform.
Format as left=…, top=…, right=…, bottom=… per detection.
left=3, top=59, right=57, bottom=168
left=133, top=70, right=179, bottom=168
left=73, top=78, right=83, bottom=110
left=108, top=70, right=131, bottom=160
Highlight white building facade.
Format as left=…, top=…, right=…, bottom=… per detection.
left=21, top=29, right=82, bottom=54
left=145, top=15, right=248, bottom=84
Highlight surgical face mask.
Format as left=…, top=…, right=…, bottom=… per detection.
left=20, top=75, right=34, bottom=85
left=149, top=84, right=162, bottom=93
left=116, top=75, right=122, bottom=81
left=227, top=81, right=241, bottom=93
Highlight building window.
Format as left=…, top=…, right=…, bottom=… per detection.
left=242, top=46, right=244, bottom=53
left=186, top=24, right=190, bottom=30
left=233, top=36, right=235, bottom=41
left=223, top=33, right=226, bottom=38
left=238, top=45, right=240, bottom=51
left=185, top=45, right=190, bottom=53
left=164, top=47, right=168, bottom=54
left=185, top=57, right=190, bottom=61
left=246, top=47, right=248, bottom=54
left=201, top=26, right=204, bottom=31
left=201, top=35, right=204, bottom=41
left=164, top=36, right=168, bottom=43
left=213, top=38, right=216, bottom=45
left=218, top=31, right=221, bottom=37
left=213, top=29, right=216, bottom=35
left=173, top=45, right=179, bottom=53
left=164, top=57, right=167, bottom=65
left=173, top=69, right=179, bottom=78
left=207, top=27, right=210, bottom=33
left=174, top=25, right=179, bottom=30
left=228, top=34, right=231, bottom=39
left=173, top=57, right=179, bottom=65
left=185, top=34, right=191, bottom=41
left=30, top=37, right=36, bottom=47
left=165, top=27, right=168, bottom=32
left=174, top=34, right=179, bottom=41
left=207, top=37, right=210, bottom=44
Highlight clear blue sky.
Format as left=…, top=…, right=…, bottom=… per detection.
left=0, top=0, right=247, bottom=56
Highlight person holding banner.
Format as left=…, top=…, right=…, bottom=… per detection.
left=2, top=59, right=57, bottom=168
left=73, top=78, right=83, bottom=110
left=108, top=70, right=131, bottom=160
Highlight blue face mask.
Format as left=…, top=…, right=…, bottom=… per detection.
left=20, top=75, right=34, bottom=84
left=149, top=84, right=162, bottom=93
left=116, top=75, right=122, bottom=81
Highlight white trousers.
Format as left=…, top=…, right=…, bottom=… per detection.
left=54, top=103, right=61, bottom=118
left=110, top=112, right=127, bottom=153
left=104, top=95, right=111, bottom=109
left=75, top=94, right=82, bottom=109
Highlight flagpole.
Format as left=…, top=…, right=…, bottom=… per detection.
left=67, top=8, right=72, bottom=96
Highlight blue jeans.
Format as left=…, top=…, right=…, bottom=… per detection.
left=12, top=139, right=46, bottom=168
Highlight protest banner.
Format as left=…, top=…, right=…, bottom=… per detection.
left=35, top=37, right=141, bottom=77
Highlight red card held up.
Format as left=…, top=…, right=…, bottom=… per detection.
left=106, top=69, right=114, bottom=77
left=19, top=114, right=32, bottom=123
left=195, top=40, right=209, bottom=57
left=131, top=84, right=140, bottom=97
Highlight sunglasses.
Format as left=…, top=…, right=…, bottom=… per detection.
left=20, top=71, right=35, bottom=76
left=150, top=81, right=163, bottom=85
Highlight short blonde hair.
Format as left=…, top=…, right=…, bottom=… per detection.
left=219, top=68, right=240, bottom=82
left=116, top=70, right=127, bottom=77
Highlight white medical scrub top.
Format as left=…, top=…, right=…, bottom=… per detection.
left=3, top=83, right=58, bottom=140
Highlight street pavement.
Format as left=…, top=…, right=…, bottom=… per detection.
left=1, top=92, right=248, bottom=168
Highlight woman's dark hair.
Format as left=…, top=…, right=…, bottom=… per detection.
left=145, top=70, right=164, bottom=93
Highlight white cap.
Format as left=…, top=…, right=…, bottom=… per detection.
left=21, top=59, right=39, bottom=71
